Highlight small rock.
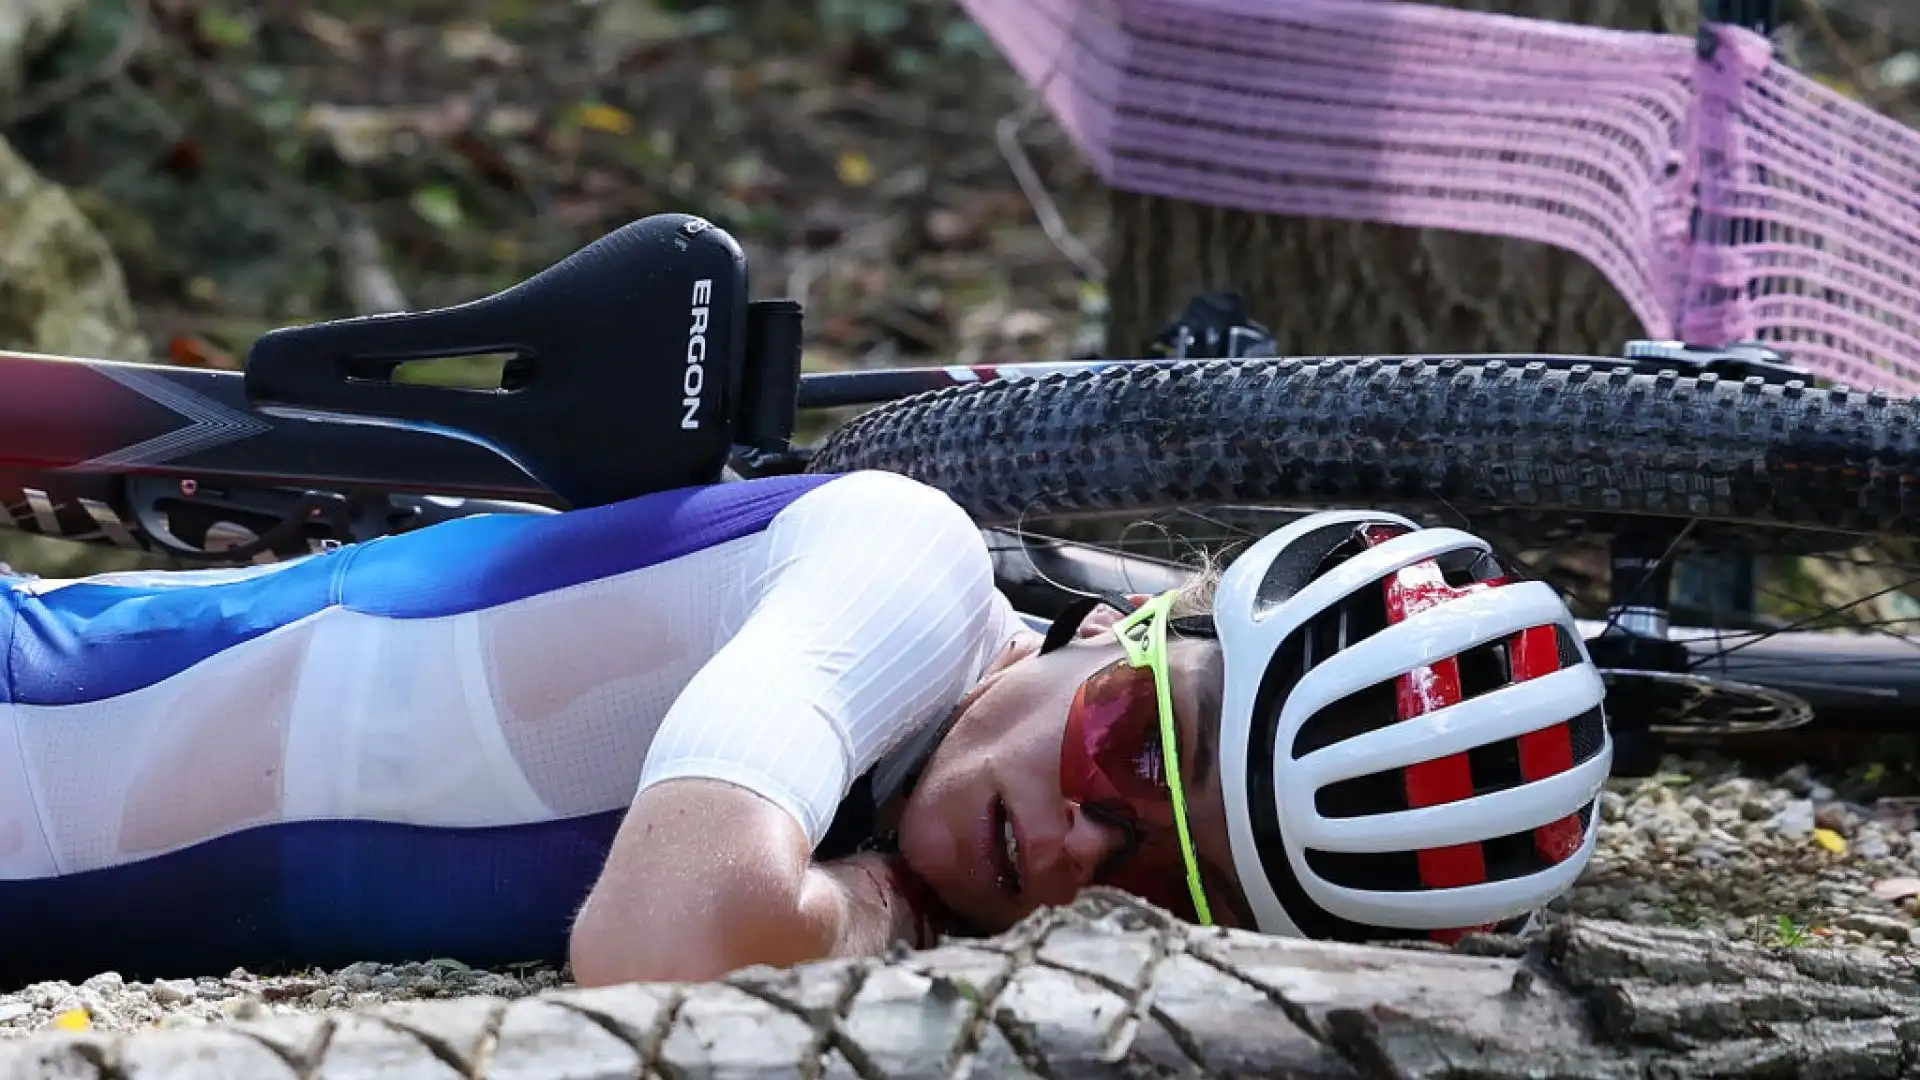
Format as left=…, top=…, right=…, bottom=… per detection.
left=0, top=1003, right=31, bottom=1024
left=1770, top=799, right=1815, bottom=839
left=1857, top=833, right=1893, bottom=861
left=1691, top=845, right=1728, bottom=866
left=1836, top=911, right=1913, bottom=939
left=475, top=974, right=525, bottom=997
left=221, top=996, right=266, bottom=1022
left=1707, top=777, right=1757, bottom=802
left=1808, top=784, right=1837, bottom=803
left=1871, top=877, right=1920, bottom=902
left=150, top=980, right=195, bottom=1006
left=1815, top=802, right=1854, bottom=833
left=341, top=973, right=372, bottom=993
left=369, top=973, right=400, bottom=990
left=80, top=973, right=122, bottom=994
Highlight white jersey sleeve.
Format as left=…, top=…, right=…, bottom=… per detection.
left=635, top=471, right=1009, bottom=848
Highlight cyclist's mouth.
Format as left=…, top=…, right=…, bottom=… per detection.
left=991, top=794, right=1023, bottom=897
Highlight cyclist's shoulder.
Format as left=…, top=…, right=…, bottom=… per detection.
left=768, top=470, right=985, bottom=564
left=778, top=468, right=970, bottom=521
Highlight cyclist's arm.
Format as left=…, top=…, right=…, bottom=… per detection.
left=569, top=472, right=1001, bottom=985
left=570, top=778, right=922, bottom=985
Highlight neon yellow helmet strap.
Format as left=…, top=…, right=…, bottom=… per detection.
left=1112, top=589, right=1214, bottom=926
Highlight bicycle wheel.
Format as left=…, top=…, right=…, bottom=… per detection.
left=805, top=356, right=1920, bottom=774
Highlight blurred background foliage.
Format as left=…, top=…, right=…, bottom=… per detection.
left=6, top=0, right=1107, bottom=377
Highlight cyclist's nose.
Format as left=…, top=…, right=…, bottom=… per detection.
left=1062, top=803, right=1130, bottom=886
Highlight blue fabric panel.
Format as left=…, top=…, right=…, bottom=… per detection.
left=0, top=813, right=623, bottom=985
left=0, top=474, right=837, bottom=705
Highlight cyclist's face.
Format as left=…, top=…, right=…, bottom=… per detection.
left=898, top=624, right=1251, bottom=934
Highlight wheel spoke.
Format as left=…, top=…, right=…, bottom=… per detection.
left=1684, top=572, right=1920, bottom=669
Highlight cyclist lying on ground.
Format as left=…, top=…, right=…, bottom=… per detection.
left=0, top=469, right=1610, bottom=986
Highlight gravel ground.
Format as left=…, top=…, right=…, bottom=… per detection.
left=1563, top=757, right=1920, bottom=953
left=2, top=754, right=1916, bottom=1038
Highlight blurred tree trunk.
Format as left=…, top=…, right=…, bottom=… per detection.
left=1107, top=0, right=1700, bottom=356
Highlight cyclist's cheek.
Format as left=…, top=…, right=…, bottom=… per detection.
left=896, top=657, right=1094, bottom=929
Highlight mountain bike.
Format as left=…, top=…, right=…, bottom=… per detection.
left=4, top=213, right=1918, bottom=778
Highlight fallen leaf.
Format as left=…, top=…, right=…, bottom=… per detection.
left=297, top=10, right=362, bottom=59
left=52, top=1009, right=90, bottom=1032
left=169, top=336, right=236, bottom=370
left=1871, top=877, right=1920, bottom=901
left=482, top=106, right=540, bottom=139
left=1813, top=827, right=1848, bottom=855
left=449, top=131, right=522, bottom=192
left=590, top=0, right=692, bottom=55
left=196, top=8, right=253, bottom=50
left=924, top=208, right=979, bottom=249
left=837, top=150, right=874, bottom=188
left=441, top=21, right=521, bottom=65
left=1811, top=73, right=1862, bottom=100
left=409, top=185, right=464, bottom=231
left=575, top=103, right=633, bottom=135
left=155, top=136, right=205, bottom=179
left=302, top=104, right=403, bottom=166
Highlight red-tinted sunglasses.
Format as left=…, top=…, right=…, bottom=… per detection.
left=1061, top=656, right=1208, bottom=920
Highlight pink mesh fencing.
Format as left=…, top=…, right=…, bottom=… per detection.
left=959, top=0, right=1920, bottom=396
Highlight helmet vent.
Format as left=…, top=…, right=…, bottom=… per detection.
left=1456, top=637, right=1512, bottom=700
left=1569, top=703, right=1607, bottom=766
left=1253, top=520, right=1391, bottom=617
left=1302, top=798, right=1597, bottom=894
left=1300, top=653, right=1513, bottom=797
left=1292, top=679, right=1399, bottom=761
left=1308, top=624, right=1602, bottom=818
left=1434, top=546, right=1508, bottom=588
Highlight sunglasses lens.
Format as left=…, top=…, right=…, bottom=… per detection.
left=1062, top=657, right=1201, bottom=914
left=1061, top=659, right=1174, bottom=824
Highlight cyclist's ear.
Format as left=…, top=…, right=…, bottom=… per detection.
left=1042, top=593, right=1147, bottom=655
left=1077, top=594, right=1151, bottom=638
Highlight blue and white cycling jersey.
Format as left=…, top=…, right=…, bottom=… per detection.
left=0, top=470, right=1022, bottom=981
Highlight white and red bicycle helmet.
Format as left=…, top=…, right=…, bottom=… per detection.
left=1214, top=510, right=1611, bottom=941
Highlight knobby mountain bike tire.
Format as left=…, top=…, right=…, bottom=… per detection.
left=807, top=356, right=1920, bottom=734
left=806, top=356, right=1920, bottom=538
